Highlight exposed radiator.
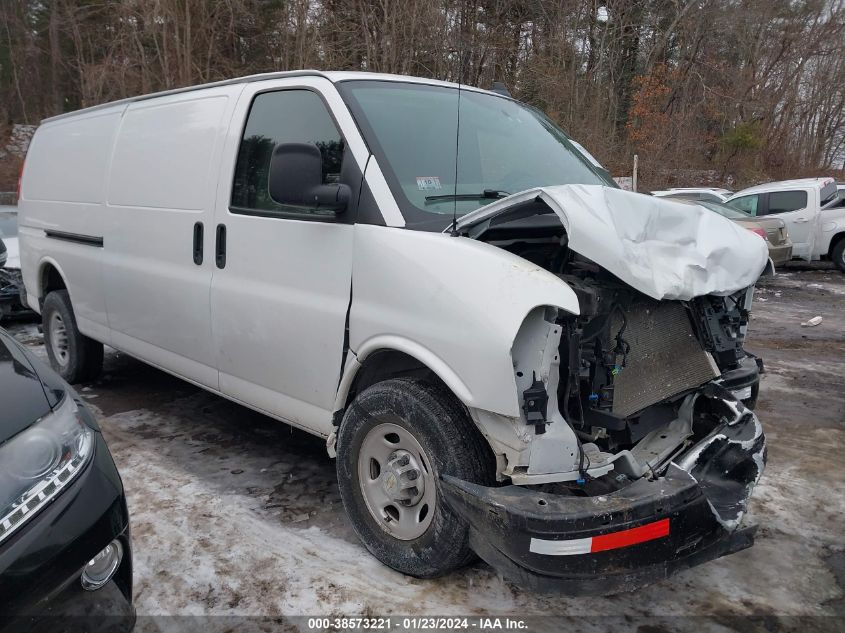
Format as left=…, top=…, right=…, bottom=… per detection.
left=611, top=301, right=719, bottom=417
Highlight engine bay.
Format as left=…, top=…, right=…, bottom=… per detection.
left=482, top=210, right=758, bottom=469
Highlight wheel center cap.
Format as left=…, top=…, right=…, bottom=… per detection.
left=382, top=473, right=398, bottom=495
left=380, top=449, right=425, bottom=506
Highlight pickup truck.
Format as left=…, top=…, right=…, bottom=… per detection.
left=725, top=177, right=844, bottom=271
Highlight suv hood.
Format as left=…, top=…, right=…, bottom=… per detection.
left=457, top=184, right=769, bottom=301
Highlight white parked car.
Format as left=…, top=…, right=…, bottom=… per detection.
left=725, top=177, right=844, bottom=270
left=18, top=71, right=769, bottom=594
left=651, top=187, right=733, bottom=203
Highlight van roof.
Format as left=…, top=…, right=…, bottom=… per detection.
left=730, top=177, right=835, bottom=197
left=41, top=70, right=502, bottom=123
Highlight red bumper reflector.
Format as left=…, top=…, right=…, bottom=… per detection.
left=590, top=518, right=670, bottom=553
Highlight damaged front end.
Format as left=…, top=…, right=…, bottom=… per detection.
left=443, top=380, right=765, bottom=594
left=448, top=185, right=768, bottom=593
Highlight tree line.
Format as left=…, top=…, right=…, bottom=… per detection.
left=2, top=0, right=844, bottom=191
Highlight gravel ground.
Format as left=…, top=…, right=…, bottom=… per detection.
left=4, top=263, right=844, bottom=632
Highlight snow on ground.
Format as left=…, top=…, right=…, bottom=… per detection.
left=4, top=263, right=844, bottom=631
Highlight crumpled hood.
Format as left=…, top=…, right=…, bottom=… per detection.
left=457, top=184, right=770, bottom=301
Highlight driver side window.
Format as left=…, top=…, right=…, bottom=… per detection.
left=230, top=89, right=345, bottom=217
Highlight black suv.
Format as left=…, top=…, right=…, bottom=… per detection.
left=0, top=327, right=133, bottom=632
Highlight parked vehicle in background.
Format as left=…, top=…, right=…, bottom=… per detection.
left=0, top=207, right=32, bottom=320
left=18, top=71, right=768, bottom=594
left=0, top=210, right=17, bottom=268
left=680, top=200, right=793, bottom=266
left=0, top=327, right=134, bottom=630
left=725, top=178, right=845, bottom=270
left=651, top=187, right=733, bottom=202
left=833, top=182, right=845, bottom=208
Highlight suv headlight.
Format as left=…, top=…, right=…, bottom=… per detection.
left=0, top=395, right=93, bottom=545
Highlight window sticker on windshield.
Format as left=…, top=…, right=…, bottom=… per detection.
left=416, top=176, right=442, bottom=191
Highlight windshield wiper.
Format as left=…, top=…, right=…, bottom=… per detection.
left=424, top=189, right=510, bottom=204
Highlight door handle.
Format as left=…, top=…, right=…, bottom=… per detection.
left=795, top=217, right=809, bottom=223
left=215, top=224, right=226, bottom=269
left=193, top=222, right=204, bottom=265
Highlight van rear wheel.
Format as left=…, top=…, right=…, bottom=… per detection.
left=336, top=378, right=494, bottom=578
left=42, top=290, right=103, bottom=383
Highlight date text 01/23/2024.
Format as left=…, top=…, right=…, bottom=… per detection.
left=306, top=617, right=529, bottom=630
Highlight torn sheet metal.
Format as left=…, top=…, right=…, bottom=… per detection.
left=457, top=185, right=770, bottom=301
left=675, top=385, right=767, bottom=530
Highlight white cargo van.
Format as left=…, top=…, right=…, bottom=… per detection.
left=18, top=71, right=769, bottom=593
left=725, top=177, right=844, bottom=270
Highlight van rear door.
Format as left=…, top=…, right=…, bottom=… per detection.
left=102, top=86, right=242, bottom=388
left=209, top=77, right=369, bottom=435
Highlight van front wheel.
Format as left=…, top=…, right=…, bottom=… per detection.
left=336, top=378, right=493, bottom=578
left=42, top=290, right=103, bottom=383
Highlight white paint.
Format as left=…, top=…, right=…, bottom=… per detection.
left=101, top=84, right=243, bottom=390
left=108, top=96, right=230, bottom=210
left=347, top=224, right=579, bottom=419
left=459, top=184, right=770, bottom=301
left=208, top=76, right=367, bottom=434
left=363, top=157, right=405, bottom=227
left=651, top=188, right=732, bottom=202
left=17, top=72, right=771, bottom=491
left=22, top=110, right=122, bottom=204
left=529, top=536, right=592, bottom=556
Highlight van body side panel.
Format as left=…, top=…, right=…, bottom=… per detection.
left=100, top=86, right=241, bottom=390
left=347, top=225, right=580, bottom=419
left=210, top=77, right=368, bottom=436
left=210, top=218, right=355, bottom=434
left=18, top=109, right=124, bottom=336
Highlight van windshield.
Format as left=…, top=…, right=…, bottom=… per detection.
left=339, top=80, right=613, bottom=226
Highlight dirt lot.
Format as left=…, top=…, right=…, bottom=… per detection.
left=5, top=263, right=845, bottom=632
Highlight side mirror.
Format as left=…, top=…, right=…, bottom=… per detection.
left=267, top=142, right=350, bottom=212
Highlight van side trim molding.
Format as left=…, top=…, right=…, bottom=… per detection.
left=44, top=230, right=104, bottom=248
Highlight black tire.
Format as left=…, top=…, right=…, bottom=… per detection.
left=832, top=239, right=845, bottom=273
left=42, top=290, right=103, bottom=383
left=336, top=378, right=494, bottom=578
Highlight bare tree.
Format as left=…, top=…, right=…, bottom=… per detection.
left=2, top=0, right=845, bottom=191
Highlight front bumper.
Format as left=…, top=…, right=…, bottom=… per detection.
left=442, top=390, right=766, bottom=595
left=0, top=418, right=134, bottom=632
